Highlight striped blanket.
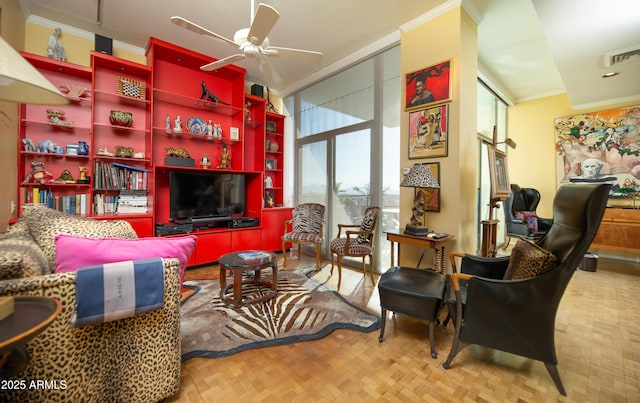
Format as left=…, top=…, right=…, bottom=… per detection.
left=73, top=257, right=165, bottom=327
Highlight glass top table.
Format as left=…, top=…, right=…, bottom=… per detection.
left=218, top=251, right=278, bottom=307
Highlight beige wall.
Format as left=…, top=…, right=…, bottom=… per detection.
left=508, top=94, right=640, bottom=219
left=399, top=6, right=479, bottom=265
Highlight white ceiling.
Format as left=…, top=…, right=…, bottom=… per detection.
left=18, top=0, right=640, bottom=108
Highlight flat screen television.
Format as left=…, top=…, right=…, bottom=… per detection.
left=169, top=171, right=245, bottom=220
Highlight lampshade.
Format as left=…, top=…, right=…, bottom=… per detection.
left=0, top=35, right=68, bottom=105
left=400, top=163, right=440, bottom=189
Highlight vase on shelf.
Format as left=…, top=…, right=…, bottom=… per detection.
left=77, top=141, right=89, bottom=156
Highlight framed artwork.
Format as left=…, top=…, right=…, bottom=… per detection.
left=265, top=121, right=276, bottom=133
left=405, top=59, right=452, bottom=111
left=554, top=105, right=640, bottom=199
left=265, top=158, right=276, bottom=170
left=488, top=146, right=510, bottom=200
left=408, top=104, right=448, bottom=159
left=416, top=162, right=440, bottom=212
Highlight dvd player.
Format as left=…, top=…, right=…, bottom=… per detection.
left=227, top=217, right=259, bottom=228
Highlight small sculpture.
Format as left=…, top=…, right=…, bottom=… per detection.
left=115, top=145, right=134, bottom=158
left=217, top=144, right=230, bottom=169
left=109, top=110, right=133, bottom=127
left=173, top=115, right=182, bottom=134
left=23, top=138, right=36, bottom=152
left=265, top=175, right=273, bottom=189
left=47, top=28, right=66, bottom=61
left=46, top=109, right=73, bottom=127
left=165, top=115, right=172, bottom=134
left=200, top=81, right=230, bottom=105
left=207, top=120, right=213, bottom=138
left=23, top=161, right=54, bottom=184
left=165, top=147, right=191, bottom=158
left=200, top=154, right=211, bottom=169
left=79, top=167, right=88, bottom=181
left=53, top=169, right=75, bottom=184
left=97, top=148, right=115, bottom=157
left=59, top=84, right=89, bottom=100
left=37, top=139, right=56, bottom=153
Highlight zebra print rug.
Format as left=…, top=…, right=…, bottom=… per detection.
left=180, top=269, right=381, bottom=360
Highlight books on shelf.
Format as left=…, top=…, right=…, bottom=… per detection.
left=94, top=161, right=148, bottom=190
left=25, top=187, right=88, bottom=215
left=93, top=190, right=148, bottom=215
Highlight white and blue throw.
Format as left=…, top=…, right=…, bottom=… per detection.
left=72, top=257, right=165, bottom=327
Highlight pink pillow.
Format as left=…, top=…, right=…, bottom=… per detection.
left=54, top=235, right=197, bottom=288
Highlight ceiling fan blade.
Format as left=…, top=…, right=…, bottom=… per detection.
left=247, top=4, right=280, bottom=46
left=201, top=54, right=246, bottom=71
left=265, top=46, right=324, bottom=63
left=171, top=16, right=238, bottom=48
left=257, top=57, right=282, bottom=84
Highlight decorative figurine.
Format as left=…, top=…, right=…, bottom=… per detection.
left=217, top=144, right=230, bottom=169
left=245, top=100, right=252, bottom=121
left=47, top=28, right=66, bottom=61
left=23, top=138, right=36, bottom=152
left=115, top=145, right=134, bottom=158
left=173, top=115, right=182, bottom=134
left=46, top=109, right=73, bottom=127
left=200, top=81, right=230, bottom=105
left=200, top=154, right=211, bottom=169
left=265, top=175, right=273, bottom=189
left=207, top=120, right=213, bottom=138
left=97, top=148, right=114, bottom=157
left=23, top=161, right=54, bottom=184
left=78, top=167, right=88, bottom=181
left=37, top=139, right=56, bottom=153
left=165, top=147, right=191, bottom=158
left=266, top=87, right=278, bottom=113
left=53, top=169, right=75, bottom=184
left=165, top=115, right=172, bottom=134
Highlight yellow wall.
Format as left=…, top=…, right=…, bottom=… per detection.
left=509, top=94, right=640, bottom=219
left=399, top=6, right=479, bottom=264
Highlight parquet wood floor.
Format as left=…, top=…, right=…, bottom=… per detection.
left=166, top=253, right=640, bottom=402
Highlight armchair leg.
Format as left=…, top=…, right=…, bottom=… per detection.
left=378, top=308, right=387, bottom=342
left=367, top=254, right=375, bottom=285
left=502, top=236, right=512, bottom=250
left=428, top=321, right=437, bottom=359
left=544, top=363, right=567, bottom=396
left=315, top=244, right=321, bottom=271
left=283, top=241, right=288, bottom=267
left=336, top=255, right=342, bottom=290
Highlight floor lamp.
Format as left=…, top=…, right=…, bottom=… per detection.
left=0, top=35, right=68, bottom=105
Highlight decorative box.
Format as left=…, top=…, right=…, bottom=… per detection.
left=165, top=157, right=195, bottom=167
left=66, top=143, right=79, bottom=155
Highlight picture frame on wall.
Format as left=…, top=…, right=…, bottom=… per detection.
left=405, top=59, right=452, bottom=111
left=416, top=162, right=441, bottom=212
left=488, top=146, right=510, bottom=200
left=408, top=104, right=448, bottom=159
left=266, top=158, right=276, bottom=170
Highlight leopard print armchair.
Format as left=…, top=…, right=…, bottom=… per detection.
left=0, top=258, right=182, bottom=403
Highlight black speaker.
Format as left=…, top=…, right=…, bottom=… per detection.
left=251, top=84, right=264, bottom=98
left=95, top=34, right=113, bottom=55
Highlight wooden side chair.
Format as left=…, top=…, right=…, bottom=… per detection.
left=329, top=206, right=381, bottom=289
left=282, top=203, right=325, bottom=270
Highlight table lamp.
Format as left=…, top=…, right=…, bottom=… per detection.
left=0, top=35, right=68, bottom=105
left=400, top=163, right=440, bottom=236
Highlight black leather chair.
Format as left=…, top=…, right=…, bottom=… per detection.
left=443, top=183, right=610, bottom=396
left=502, top=184, right=553, bottom=249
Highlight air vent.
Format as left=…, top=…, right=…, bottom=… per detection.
left=603, top=45, right=640, bottom=67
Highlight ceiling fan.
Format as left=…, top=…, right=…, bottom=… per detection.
left=171, top=2, right=323, bottom=84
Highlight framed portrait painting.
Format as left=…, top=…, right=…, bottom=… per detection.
left=416, top=162, right=440, bottom=212
left=405, top=59, right=452, bottom=111
left=488, top=146, right=510, bottom=200
left=408, top=104, right=448, bottom=159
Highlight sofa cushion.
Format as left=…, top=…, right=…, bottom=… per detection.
left=0, top=230, right=48, bottom=280
left=54, top=234, right=197, bottom=289
left=23, top=206, right=138, bottom=270
left=503, top=239, right=557, bottom=280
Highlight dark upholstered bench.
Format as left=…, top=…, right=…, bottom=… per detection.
left=377, top=266, right=446, bottom=358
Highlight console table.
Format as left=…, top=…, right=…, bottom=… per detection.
left=385, top=229, right=455, bottom=273
left=591, top=207, right=640, bottom=253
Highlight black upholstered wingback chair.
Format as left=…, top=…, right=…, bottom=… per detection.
left=502, top=184, right=553, bottom=249
left=443, top=183, right=610, bottom=396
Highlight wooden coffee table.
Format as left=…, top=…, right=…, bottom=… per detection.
left=218, top=251, right=277, bottom=307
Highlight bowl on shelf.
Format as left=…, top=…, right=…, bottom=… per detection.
left=109, top=110, right=133, bottom=127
